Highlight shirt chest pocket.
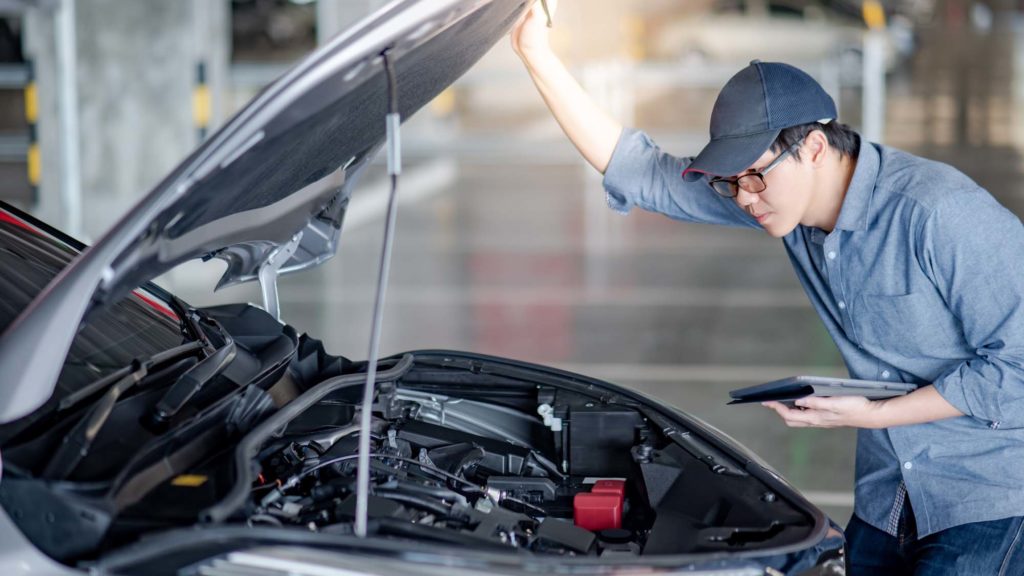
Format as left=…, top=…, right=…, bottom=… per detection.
left=854, top=291, right=964, bottom=358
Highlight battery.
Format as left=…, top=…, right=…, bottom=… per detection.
left=568, top=405, right=642, bottom=477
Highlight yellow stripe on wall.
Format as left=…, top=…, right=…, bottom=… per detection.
left=193, top=85, right=211, bottom=128
left=24, top=82, right=37, bottom=123
left=862, top=1, right=887, bottom=30
left=27, top=143, right=39, bottom=186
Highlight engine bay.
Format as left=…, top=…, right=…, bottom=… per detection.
left=226, top=352, right=816, bottom=558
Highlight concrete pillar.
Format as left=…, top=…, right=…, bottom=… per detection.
left=74, top=0, right=191, bottom=239
left=193, top=0, right=231, bottom=137
left=22, top=4, right=60, bottom=227
left=23, top=0, right=230, bottom=240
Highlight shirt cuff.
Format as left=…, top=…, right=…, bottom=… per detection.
left=602, top=127, right=647, bottom=214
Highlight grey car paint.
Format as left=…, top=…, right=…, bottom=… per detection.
left=0, top=0, right=524, bottom=424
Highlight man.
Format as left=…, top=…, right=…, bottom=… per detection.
left=511, top=2, right=1024, bottom=574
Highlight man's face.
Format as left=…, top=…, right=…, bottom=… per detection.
left=730, top=143, right=811, bottom=238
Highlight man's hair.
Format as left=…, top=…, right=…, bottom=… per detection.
left=770, top=121, right=859, bottom=161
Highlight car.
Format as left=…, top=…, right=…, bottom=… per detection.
left=0, top=1, right=846, bottom=574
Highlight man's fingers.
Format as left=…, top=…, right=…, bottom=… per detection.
left=761, top=401, right=789, bottom=417
left=763, top=402, right=818, bottom=425
left=528, top=0, right=557, bottom=23
left=783, top=410, right=819, bottom=426
left=766, top=402, right=841, bottom=427
left=543, top=0, right=559, bottom=19
left=795, top=395, right=872, bottom=413
left=794, top=396, right=832, bottom=411
left=514, top=1, right=541, bottom=30
left=764, top=396, right=875, bottom=429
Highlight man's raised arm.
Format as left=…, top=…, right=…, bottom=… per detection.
left=511, top=0, right=622, bottom=174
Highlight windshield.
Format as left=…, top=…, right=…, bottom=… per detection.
left=0, top=216, right=184, bottom=419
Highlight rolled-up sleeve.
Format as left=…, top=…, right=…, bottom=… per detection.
left=922, top=191, right=1024, bottom=427
left=602, top=128, right=758, bottom=228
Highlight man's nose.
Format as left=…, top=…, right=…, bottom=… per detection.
left=734, top=187, right=759, bottom=207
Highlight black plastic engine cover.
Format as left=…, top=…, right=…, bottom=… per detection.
left=397, top=420, right=531, bottom=476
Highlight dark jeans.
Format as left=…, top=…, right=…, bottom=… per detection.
left=846, top=498, right=1024, bottom=575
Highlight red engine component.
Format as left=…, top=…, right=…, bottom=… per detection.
left=591, top=479, right=626, bottom=498
left=574, top=480, right=626, bottom=531
left=573, top=493, right=622, bottom=531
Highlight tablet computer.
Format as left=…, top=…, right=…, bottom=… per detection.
left=728, top=376, right=918, bottom=406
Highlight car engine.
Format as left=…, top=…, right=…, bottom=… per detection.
left=229, top=351, right=815, bottom=558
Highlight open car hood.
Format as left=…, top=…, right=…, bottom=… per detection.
left=0, top=0, right=526, bottom=423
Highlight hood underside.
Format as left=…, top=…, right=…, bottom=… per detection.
left=0, top=0, right=526, bottom=423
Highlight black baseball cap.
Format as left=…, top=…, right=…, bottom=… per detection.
left=682, top=61, right=837, bottom=182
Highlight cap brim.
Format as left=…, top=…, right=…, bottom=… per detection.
left=682, top=129, right=781, bottom=182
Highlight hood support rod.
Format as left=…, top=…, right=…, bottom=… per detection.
left=355, top=49, right=402, bottom=539
left=257, top=232, right=303, bottom=321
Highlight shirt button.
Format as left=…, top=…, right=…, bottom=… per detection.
left=904, top=462, right=913, bottom=470
left=827, top=251, right=837, bottom=260
left=882, top=370, right=891, bottom=379
left=838, top=301, right=846, bottom=310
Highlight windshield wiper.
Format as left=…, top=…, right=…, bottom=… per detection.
left=45, top=360, right=153, bottom=479
left=43, top=338, right=235, bottom=480
left=150, top=337, right=236, bottom=426
left=55, top=299, right=222, bottom=416
left=168, top=294, right=216, bottom=355
left=56, top=341, right=205, bottom=413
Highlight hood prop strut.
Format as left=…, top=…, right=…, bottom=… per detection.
left=257, top=231, right=303, bottom=320
left=355, top=48, right=402, bottom=539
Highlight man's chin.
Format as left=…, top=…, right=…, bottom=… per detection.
left=763, top=221, right=796, bottom=238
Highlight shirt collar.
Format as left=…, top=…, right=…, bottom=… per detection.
left=833, top=136, right=879, bottom=232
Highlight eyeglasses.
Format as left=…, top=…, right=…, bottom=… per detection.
left=708, top=137, right=805, bottom=199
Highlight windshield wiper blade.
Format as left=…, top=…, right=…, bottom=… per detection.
left=45, top=336, right=239, bottom=480
left=45, top=361, right=150, bottom=479
left=57, top=341, right=205, bottom=413
left=56, top=299, right=218, bottom=415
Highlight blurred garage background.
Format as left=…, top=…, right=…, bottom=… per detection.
left=2, top=0, right=1020, bottom=525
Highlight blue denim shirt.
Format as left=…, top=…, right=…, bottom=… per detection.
left=603, top=128, right=1024, bottom=537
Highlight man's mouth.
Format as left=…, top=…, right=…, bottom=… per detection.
left=751, top=210, right=772, bottom=224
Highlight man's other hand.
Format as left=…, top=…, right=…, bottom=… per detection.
left=762, top=396, right=886, bottom=429
left=763, top=385, right=964, bottom=429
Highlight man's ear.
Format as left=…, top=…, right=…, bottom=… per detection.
left=807, top=130, right=829, bottom=167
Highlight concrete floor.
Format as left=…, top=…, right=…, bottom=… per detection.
left=162, top=16, right=1024, bottom=526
